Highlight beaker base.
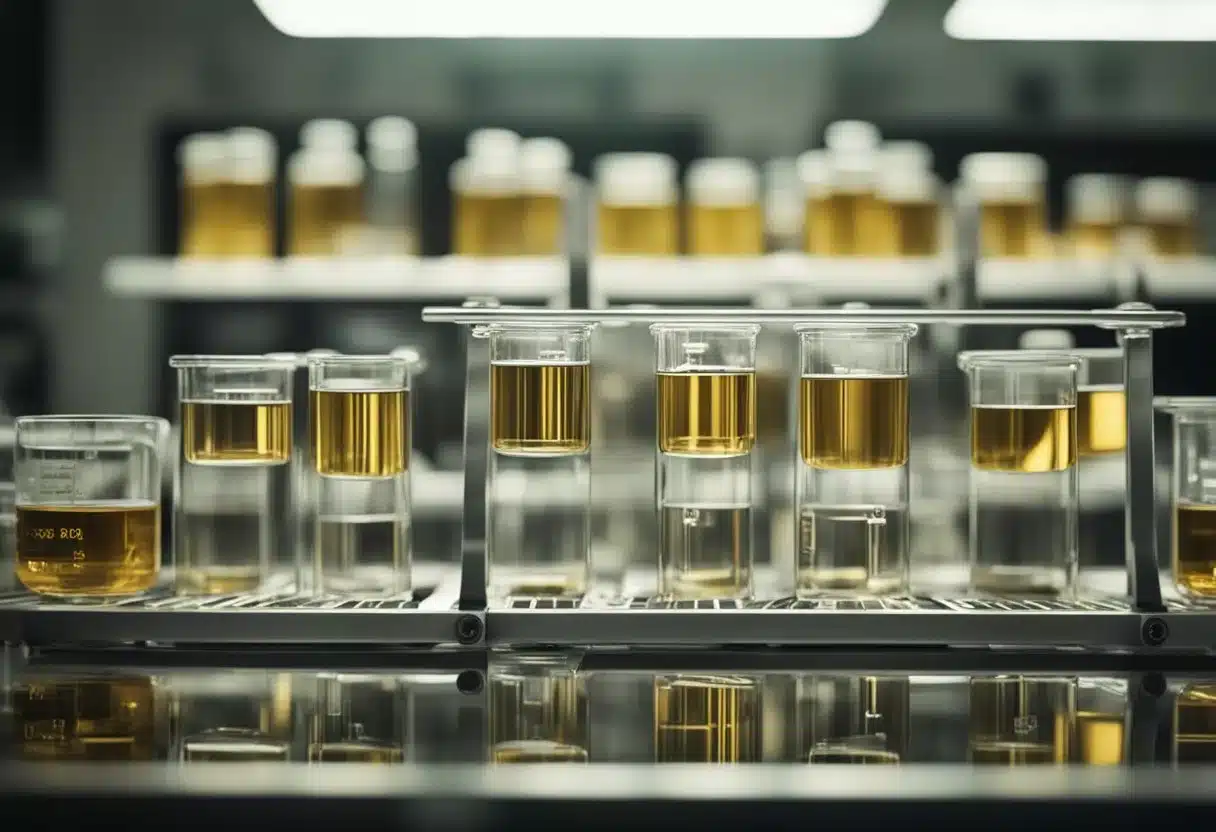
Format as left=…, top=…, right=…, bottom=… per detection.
left=660, top=566, right=751, bottom=601
left=796, top=567, right=904, bottom=598
left=176, top=566, right=265, bottom=597
left=971, top=565, right=1070, bottom=598
left=490, top=569, right=586, bottom=601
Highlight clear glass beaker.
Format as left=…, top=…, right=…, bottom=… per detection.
left=306, top=673, right=407, bottom=763
left=173, top=671, right=294, bottom=762
left=1174, top=684, right=1216, bottom=764
left=1075, top=678, right=1126, bottom=765
left=308, top=355, right=412, bottom=597
left=487, top=324, right=594, bottom=600
left=170, top=355, right=296, bottom=596
left=959, top=352, right=1080, bottom=597
left=0, top=482, right=15, bottom=592
left=14, top=415, right=169, bottom=599
left=490, top=654, right=588, bottom=763
left=795, top=324, right=917, bottom=596
left=652, top=325, right=759, bottom=600
left=654, top=674, right=759, bottom=763
left=1154, top=397, right=1216, bottom=603
left=968, top=675, right=1076, bottom=765
left=13, top=672, right=163, bottom=760
left=798, top=675, right=909, bottom=764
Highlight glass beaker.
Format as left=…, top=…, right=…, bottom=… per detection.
left=652, top=324, right=759, bottom=600
left=798, top=675, right=910, bottom=764
left=306, top=673, right=407, bottom=763
left=174, top=671, right=294, bottom=762
left=1, top=482, right=15, bottom=592
left=1174, top=684, right=1216, bottom=764
left=968, top=675, right=1076, bottom=765
left=795, top=324, right=917, bottom=596
left=594, top=153, right=679, bottom=256
left=487, top=324, right=594, bottom=600
left=959, top=352, right=1081, bottom=597
left=308, top=355, right=412, bottom=597
left=490, top=654, right=588, bottom=763
left=170, top=355, right=296, bottom=595
left=14, top=415, right=169, bottom=599
left=959, top=152, right=1050, bottom=258
left=654, top=674, right=759, bottom=763
left=13, top=672, right=163, bottom=760
left=1075, top=678, right=1126, bottom=765
left=1154, top=397, right=1216, bottom=603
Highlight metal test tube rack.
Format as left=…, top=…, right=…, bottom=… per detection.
left=423, top=301, right=1211, bottom=650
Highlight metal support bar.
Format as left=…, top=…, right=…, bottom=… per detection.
left=457, top=301, right=493, bottom=612
left=1126, top=672, right=1168, bottom=764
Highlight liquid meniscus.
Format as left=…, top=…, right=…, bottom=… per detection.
left=1077, top=386, right=1126, bottom=456
left=970, top=405, right=1076, bottom=473
left=311, top=388, right=408, bottom=477
left=1174, top=501, right=1216, bottom=598
left=799, top=375, right=908, bottom=470
left=657, top=371, right=756, bottom=456
left=490, top=361, right=591, bottom=456
left=181, top=400, right=292, bottom=465
left=16, top=502, right=160, bottom=597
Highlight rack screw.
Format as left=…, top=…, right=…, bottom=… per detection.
left=1141, top=616, right=1169, bottom=646
left=1140, top=673, right=1167, bottom=698
left=456, top=614, right=484, bottom=644
left=456, top=670, right=484, bottom=695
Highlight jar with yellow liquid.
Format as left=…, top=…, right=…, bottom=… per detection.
left=1135, top=177, right=1199, bottom=258
left=594, top=152, right=679, bottom=256
left=959, top=152, right=1050, bottom=259
left=519, top=137, right=571, bottom=256
left=1154, top=397, right=1216, bottom=603
left=685, top=158, right=763, bottom=257
left=177, top=133, right=228, bottom=258
left=1065, top=174, right=1129, bottom=258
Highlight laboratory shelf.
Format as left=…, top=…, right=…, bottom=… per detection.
left=103, top=255, right=570, bottom=302
left=975, top=257, right=1114, bottom=301
left=1142, top=256, right=1216, bottom=302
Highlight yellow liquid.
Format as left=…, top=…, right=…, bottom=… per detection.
left=15, top=677, right=157, bottom=761
left=804, top=191, right=887, bottom=256
left=597, top=203, right=679, bottom=256
left=308, top=742, right=405, bottom=763
left=493, top=740, right=588, bottom=763
left=1175, top=685, right=1216, bottom=763
left=657, top=372, right=756, bottom=456
left=686, top=203, right=763, bottom=256
left=1076, top=710, right=1124, bottom=765
left=180, top=179, right=228, bottom=258
left=16, top=502, right=160, bottom=597
left=968, top=677, right=1074, bottom=765
left=490, top=362, right=590, bottom=456
left=1068, top=220, right=1120, bottom=257
left=655, top=675, right=758, bottom=763
left=454, top=191, right=525, bottom=256
left=1077, top=386, right=1126, bottom=456
left=799, top=375, right=908, bottom=470
left=979, top=200, right=1050, bottom=258
left=1174, top=502, right=1216, bottom=599
left=522, top=193, right=565, bottom=256
left=970, top=405, right=1076, bottom=473
left=886, top=200, right=941, bottom=256
left=289, top=182, right=365, bottom=256
left=224, top=180, right=275, bottom=258
left=808, top=747, right=900, bottom=764
left=491, top=669, right=587, bottom=750
left=1145, top=220, right=1197, bottom=257
left=181, top=400, right=292, bottom=465
left=177, top=566, right=263, bottom=596
left=311, top=388, right=408, bottom=477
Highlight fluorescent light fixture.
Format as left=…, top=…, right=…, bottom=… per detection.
left=945, top=0, right=1216, bottom=41
left=254, top=0, right=887, bottom=38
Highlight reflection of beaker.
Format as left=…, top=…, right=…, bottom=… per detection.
left=174, top=671, right=293, bottom=763
left=15, top=674, right=161, bottom=761
left=654, top=675, right=759, bottom=763
left=1174, top=685, right=1216, bottom=764
left=653, top=325, right=759, bottom=599
left=968, top=676, right=1076, bottom=765
left=14, top=415, right=169, bottom=599
left=798, top=675, right=909, bottom=763
left=959, top=352, right=1080, bottom=597
left=1075, top=678, right=1126, bottom=765
left=307, top=674, right=407, bottom=764
left=796, top=325, right=916, bottom=596
left=1155, top=398, right=1216, bottom=603
left=490, top=654, right=588, bottom=763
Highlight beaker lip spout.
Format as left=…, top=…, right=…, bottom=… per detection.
left=169, top=354, right=298, bottom=368
left=957, top=350, right=1083, bottom=370
left=1154, top=396, right=1216, bottom=415
left=793, top=322, right=919, bottom=337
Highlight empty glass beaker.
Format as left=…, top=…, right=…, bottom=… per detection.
left=799, top=674, right=909, bottom=764
left=968, top=675, right=1076, bottom=765
left=14, top=415, right=169, bottom=599
left=1155, top=397, right=1216, bottom=603
left=306, top=673, right=407, bottom=763
left=490, top=654, right=588, bottom=763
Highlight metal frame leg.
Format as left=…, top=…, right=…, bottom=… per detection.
left=458, top=301, right=494, bottom=612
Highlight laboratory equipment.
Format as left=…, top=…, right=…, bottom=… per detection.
left=287, top=138, right=365, bottom=256
left=795, top=324, right=916, bottom=596
left=452, top=130, right=524, bottom=256
left=177, top=133, right=227, bottom=258
left=654, top=674, right=759, bottom=762
left=306, top=673, right=407, bottom=763
left=685, top=158, right=763, bottom=256
left=13, top=673, right=161, bottom=761
left=827, top=150, right=883, bottom=256
left=1065, top=174, right=1129, bottom=257
left=170, top=355, right=296, bottom=595
left=490, top=654, right=588, bottom=763
left=1154, top=397, right=1216, bottom=602
left=1174, top=685, right=1216, bottom=764
left=875, top=142, right=940, bottom=257
left=1136, top=177, right=1198, bottom=257
left=308, top=354, right=412, bottom=597
left=487, top=324, right=594, bottom=599
left=653, top=324, right=759, bottom=599
left=364, top=116, right=420, bottom=256
left=798, top=150, right=835, bottom=256
left=594, top=153, right=679, bottom=256
left=1, top=482, right=14, bottom=592
left=799, top=675, right=909, bottom=764
left=14, top=415, right=168, bottom=599
left=223, top=127, right=277, bottom=258
left=174, top=671, right=293, bottom=762
left=520, top=137, right=571, bottom=256
left=968, top=676, right=1076, bottom=764
left=959, top=352, right=1080, bottom=597
left=1075, top=678, right=1126, bottom=765
left=959, top=153, right=1049, bottom=258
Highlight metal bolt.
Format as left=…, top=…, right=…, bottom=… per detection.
left=455, top=614, right=484, bottom=645
left=456, top=670, right=484, bottom=695
left=1141, top=616, right=1169, bottom=646
left=1140, top=673, right=1167, bottom=698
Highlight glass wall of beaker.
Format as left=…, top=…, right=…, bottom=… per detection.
left=490, top=654, right=588, bottom=763
left=1155, top=397, right=1216, bottom=603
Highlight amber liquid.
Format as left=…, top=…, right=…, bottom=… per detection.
left=979, top=201, right=1049, bottom=258
left=968, top=677, right=1074, bottom=765
left=308, top=742, right=405, bottom=763
left=522, top=193, right=565, bottom=256
left=1174, top=685, right=1216, bottom=763
left=1077, top=386, right=1126, bottom=457
left=597, top=203, right=679, bottom=255
left=224, top=180, right=275, bottom=257
left=970, top=405, right=1076, bottom=473
left=799, top=375, right=908, bottom=469
left=16, top=502, right=160, bottom=597
left=180, top=179, right=228, bottom=258
left=1174, top=502, right=1216, bottom=599
left=1068, top=220, right=1120, bottom=257
left=493, top=740, right=588, bottom=763
left=686, top=204, right=764, bottom=256
left=654, top=676, right=758, bottom=763
left=289, top=182, right=365, bottom=256
left=657, top=372, right=756, bottom=456
left=1076, top=710, right=1124, bottom=765
left=311, top=388, right=408, bottom=477
left=1145, top=220, right=1197, bottom=257
left=454, top=191, right=525, bottom=256
left=181, top=400, right=292, bottom=465
left=490, top=362, right=590, bottom=456
left=15, top=677, right=157, bottom=761
left=804, top=192, right=887, bottom=256
left=886, top=200, right=941, bottom=256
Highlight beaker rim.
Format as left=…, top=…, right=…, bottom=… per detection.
left=169, top=354, right=298, bottom=369
left=957, top=350, right=1083, bottom=371
left=1154, top=396, right=1216, bottom=416
left=305, top=353, right=412, bottom=366
left=478, top=322, right=597, bottom=334
left=15, top=414, right=169, bottom=428
left=793, top=322, right=919, bottom=337
left=648, top=323, right=761, bottom=335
